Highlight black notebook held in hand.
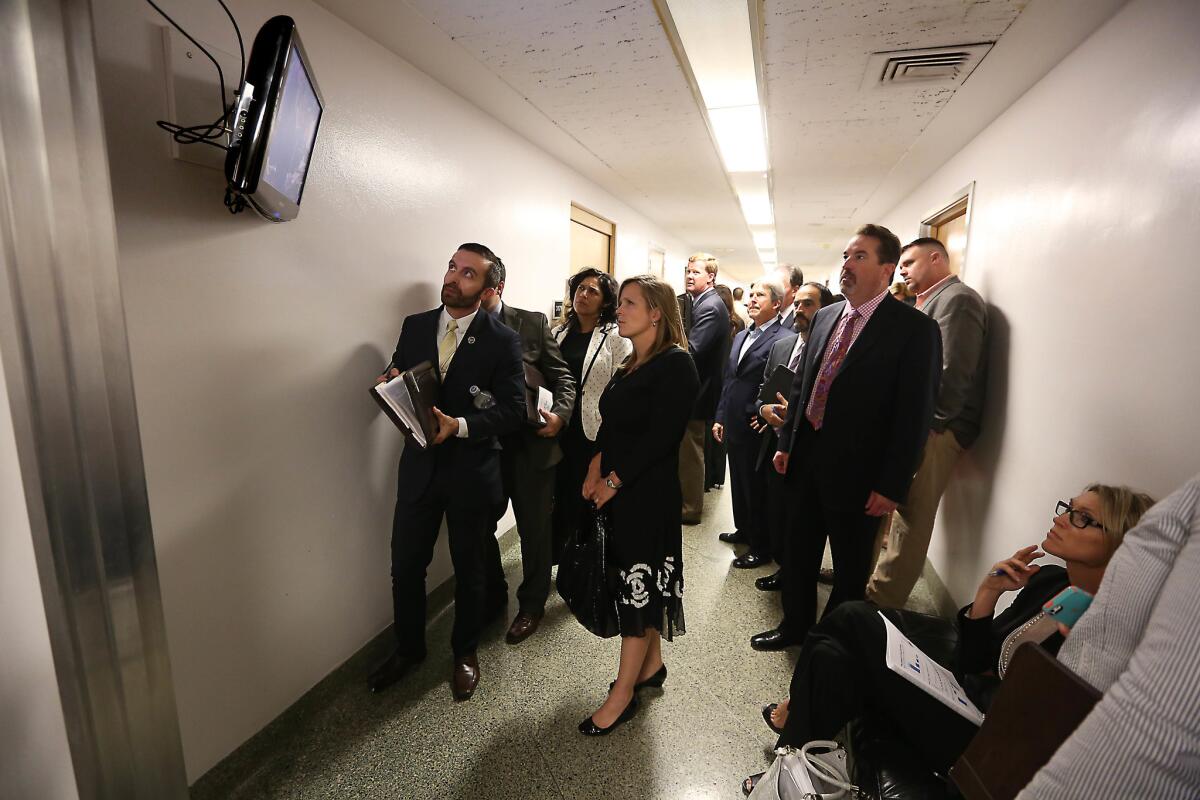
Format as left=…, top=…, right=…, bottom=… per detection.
left=758, top=363, right=795, bottom=405
left=371, top=361, right=439, bottom=448
left=523, top=362, right=554, bottom=427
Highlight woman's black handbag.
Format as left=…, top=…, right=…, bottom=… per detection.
left=556, top=505, right=621, bottom=638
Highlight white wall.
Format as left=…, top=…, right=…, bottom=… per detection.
left=91, top=0, right=692, bottom=782
left=879, top=0, right=1200, bottom=603
left=0, top=350, right=80, bottom=800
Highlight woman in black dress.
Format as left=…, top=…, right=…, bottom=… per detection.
left=743, top=483, right=1155, bottom=793
left=578, top=275, right=699, bottom=736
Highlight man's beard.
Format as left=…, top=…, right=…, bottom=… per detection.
left=441, top=284, right=484, bottom=309
left=793, top=313, right=809, bottom=334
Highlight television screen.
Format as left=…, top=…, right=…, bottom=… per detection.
left=225, top=17, right=324, bottom=222
left=261, top=46, right=321, bottom=206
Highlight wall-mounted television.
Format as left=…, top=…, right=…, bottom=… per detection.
left=225, top=16, right=324, bottom=222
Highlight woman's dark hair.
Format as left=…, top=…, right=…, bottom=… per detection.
left=565, top=267, right=619, bottom=328
left=715, top=285, right=743, bottom=335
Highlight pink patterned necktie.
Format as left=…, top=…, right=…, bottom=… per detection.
left=804, top=309, right=860, bottom=430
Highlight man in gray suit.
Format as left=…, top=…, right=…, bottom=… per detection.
left=867, top=237, right=988, bottom=607
left=481, top=268, right=577, bottom=643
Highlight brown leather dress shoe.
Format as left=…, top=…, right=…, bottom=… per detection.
left=505, top=611, right=543, bottom=645
left=452, top=654, right=480, bottom=701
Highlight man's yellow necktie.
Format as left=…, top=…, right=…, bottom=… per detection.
left=438, top=319, right=458, bottom=375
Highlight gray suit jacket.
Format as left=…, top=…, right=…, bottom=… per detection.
left=921, top=276, right=988, bottom=448
left=498, top=303, right=577, bottom=470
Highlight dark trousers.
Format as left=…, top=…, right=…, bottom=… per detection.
left=705, top=425, right=727, bottom=488
left=779, top=430, right=880, bottom=638
left=484, top=444, right=557, bottom=615
left=728, top=437, right=767, bottom=556
left=390, top=471, right=495, bottom=659
left=551, top=424, right=595, bottom=562
left=763, top=463, right=788, bottom=564
left=778, top=602, right=978, bottom=772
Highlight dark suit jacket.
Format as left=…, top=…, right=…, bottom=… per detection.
left=677, top=292, right=694, bottom=334
left=497, top=303, right=577, bottom=470
left=777, top=295, right=942, bottom=508
left=754, top=332, right=799, bottom=469
left=389, top=307, right=526, bottom=506
left=687, top=289, right=731, bottom=420
left=716, top=323, right=788, bottom=446
left=919, top=276, right=989, bottom=448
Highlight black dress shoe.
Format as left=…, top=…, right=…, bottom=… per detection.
left=817, top=567, right=835, bottom=585
left=733, top=553, right=771, bottom=569
left=755, top=571, right=782, bottom=591
left=579, top=694, right=639, bottom=736
left=367, top=650, right=424, bottom=693
left=718, top=530, right=746, bottom=545
left=750, top=629, right=800, bottom=652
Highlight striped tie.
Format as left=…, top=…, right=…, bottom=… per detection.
left=804, top=310, right=860, bottom=430
left=438, top=319, right=458, bottom=375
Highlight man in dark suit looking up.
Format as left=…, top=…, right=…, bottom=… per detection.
left=867, top=237, right=988, bottom=608
left=369, top=243, right=526, bottom=699
left=679, top=252, right=730, bottom=524
left=478, top=267, right=577, bottom=644
left=751, top=225, right=941, bottom=651
left=713, top=279, right=787, bottom=565
left=751, top=282, right=834, bottom=592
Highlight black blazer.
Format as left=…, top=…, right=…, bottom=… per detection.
left=778, top=294, right=942, bottom=508
left=754, top=332, right=799, bottom=469
left=687, top=289, right=731, bottom=420
left=389, top=307, right=526, bottom=505
left=716, top=323, right=788, bottom=446
left=498, top=303, right=577, bottom=470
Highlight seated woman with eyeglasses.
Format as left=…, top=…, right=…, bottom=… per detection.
left=744, top=484, right=1155, bottom=796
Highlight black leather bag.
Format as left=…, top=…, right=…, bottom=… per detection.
left=555, top=505, right=620, bottom=638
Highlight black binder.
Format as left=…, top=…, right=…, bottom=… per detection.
left=370, top=360, right=440, bottom=448
left=523, top=362, right=551, bottom=427
left=758, top=363, right=795, bottom=405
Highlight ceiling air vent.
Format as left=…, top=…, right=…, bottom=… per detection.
left=860, top=43, right=993, bottom=91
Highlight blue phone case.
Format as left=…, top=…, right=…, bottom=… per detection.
left=1043, top=586, right=1094, bottom=629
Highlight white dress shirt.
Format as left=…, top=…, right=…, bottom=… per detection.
left=737, top=318, right=777, bottom=364
left=438, top=306, right=479, bottom=438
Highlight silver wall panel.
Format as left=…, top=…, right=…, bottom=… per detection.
left=0, top=0, right=187, bottom=797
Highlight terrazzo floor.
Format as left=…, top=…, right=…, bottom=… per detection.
left=191, top=485, right=941, bottom=800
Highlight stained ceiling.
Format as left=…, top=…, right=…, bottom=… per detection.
left=314, top=0, right=1124, bottom=282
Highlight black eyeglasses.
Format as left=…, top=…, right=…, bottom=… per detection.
left=1056, top=500, right=1104, bottom=531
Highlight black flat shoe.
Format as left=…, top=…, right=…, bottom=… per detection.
left=761, top=703, right=784, bottom=734
left=367, top=650, right=424, bottom=693
left=718, top=530, right=746, bottom=545
left=609, top=663, right=667, bottom=692
left=579, top=695, right=639, bottom=736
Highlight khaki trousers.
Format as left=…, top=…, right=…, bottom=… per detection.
left=679, top=420, right=707, bottom=523
left=867, top=429, right=963, bottom=608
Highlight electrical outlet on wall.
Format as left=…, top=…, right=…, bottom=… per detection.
left=161, top=26, right=240, bottom=171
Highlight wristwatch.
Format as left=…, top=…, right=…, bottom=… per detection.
left=605, top=476, right=622, bottom=490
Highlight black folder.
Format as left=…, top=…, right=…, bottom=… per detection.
left=523, top=362, right=551, bottom=427
left=370, top=360, right=440, bottom=448
left=758, top=363, right=795, bottom=405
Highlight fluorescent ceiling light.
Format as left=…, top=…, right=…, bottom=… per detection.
left=664, top=0, right=759, bottom=109
left=731, top=172, right=773, bottom=226
left=707, top=105, right=768, bottom=172
left=752, top=230, right=776, bottom=250
left=758, top=250, right=777, bottom=265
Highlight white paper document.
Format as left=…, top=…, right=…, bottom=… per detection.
left=879, top=612, right=985, bottom=726
left=374, top=374, right=426, bottom=448
left=536, top=385, right=553, bottom=419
